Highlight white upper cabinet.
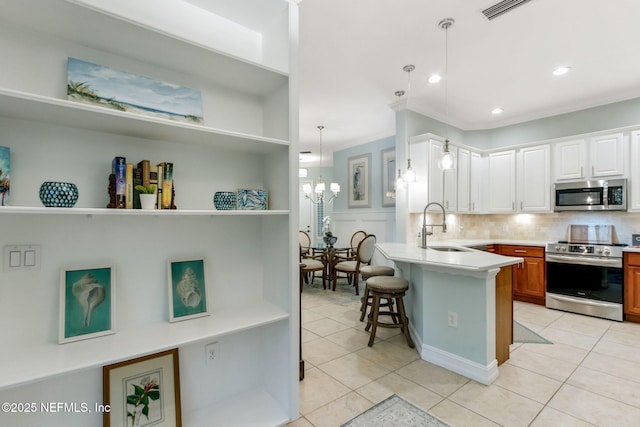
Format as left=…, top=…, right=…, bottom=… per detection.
left=630, top=130, right=640, bottom=211
left=554, top=133, right=625, bottom=181
left=554, top=139, right=587, bottom=180
left=469, top=151, right=484, bottom=213
left=408, top=139, right=429, bottom=212
left=457, top=148, right=484, bottom=213
left=488, top=150, right=516, bottom=213
left=590, top=133, right=625, bottom=177
left=518, top=144, right=551, bottom=212
left=428, top=139, right=458, bottom=212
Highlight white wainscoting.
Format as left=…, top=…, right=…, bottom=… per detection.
left=331, top=211, right=396, bottom=266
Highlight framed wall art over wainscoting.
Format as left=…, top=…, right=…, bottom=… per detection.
left=348, top=153, right=371, bottom=208
left=381, top=148, right=396, bottom=207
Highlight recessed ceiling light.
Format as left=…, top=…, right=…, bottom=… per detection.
left=428, top=74, right=442, bottom=84
left=553, top=66, right=571, bottom=76
left=491, top=107, right=504, bottom=115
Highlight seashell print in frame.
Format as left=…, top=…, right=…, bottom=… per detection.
left=59, top=265, right=115, bottom=344
left=167, top=258, right=209, bottom=322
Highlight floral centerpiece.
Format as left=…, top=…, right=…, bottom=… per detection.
left=322, top=216, right=337, bottom=248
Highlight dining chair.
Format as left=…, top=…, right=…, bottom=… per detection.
left=332, top=234, right=376, bottom=295
left=300, top=244, right=326, bottom=289
left=334, top=230, right=367, bottom=284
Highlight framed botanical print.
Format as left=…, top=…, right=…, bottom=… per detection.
left=103, top=349, right=182, bottom=427
left=59, top=265, right=115, bottom=344
left=348, top=153, right=371, bottom=208
left=381, top=148, right=396, bottom=207
left=168, top=258, right=209, bottom=322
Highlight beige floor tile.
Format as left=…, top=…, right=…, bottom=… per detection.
left=494, top=364, right=562, bottom=404
left=514, top=306, right=563, bottom=328
left=325, top=328, right=372, bottom=352
left=301, top=308, right=325, bottom=324
left=581, top=351, right=640, bottom=384
left=318, top=353, right=390, bottom=390
left=299, top=367, right=351, bottom=415
left=304, top=392, right=373, bottom=427
left=518, top=341, right=589, bottom=365
left=507, top=346, right=579, bottom=382
left=303, top=318, right=351, bottom=337
left=367, top=323, right=402, bottom=340
left=301, top=328, right=321, bottom=343
left=302, top=337, right=350, bottom=366
left=538, top=326, right=599, bottom=350
left=592, top=339, right=640, bottom=363
left=330, top=309, right=368, bottom=329
left=429, top=399, right=501, bottom=427
left=449, top=381, right=543, bottom=427
left=608, top=320, right=640, bottom=336
left=567, top=366, right=640, bottom=409
left=356, top=372, right=443, bottom=411
left=301, top=293, right=331, bottom=309
left=601, top=329, right=640, bottom=348
left=548, top=384, right=640, bottom=427
left=547, top=312, right=612, bottom=338
left=395, top=359, right=469, bottom=397
left=529, top=406, right=596, bottom=427
left=354, top=340, right=419, bottom=371
left=286, top=416, right=314, bottom=427
left=307, top=302, right=353, bottom=318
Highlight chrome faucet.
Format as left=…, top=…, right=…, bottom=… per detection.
left=421, top=202, right=447, bottom=248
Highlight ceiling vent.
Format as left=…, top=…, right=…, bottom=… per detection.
left=482, top=0, right=533, bottom=20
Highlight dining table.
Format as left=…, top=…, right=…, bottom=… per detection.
left=311, top=244, right=351, bottom=288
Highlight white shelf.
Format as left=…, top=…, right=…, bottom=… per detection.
left=187, top=389, right=289, bottom=427
left=0, top=302, right=289, bottom=391
left=0, top=88, right=289, bottom=153
left=0, top=206, right=289, bottom=216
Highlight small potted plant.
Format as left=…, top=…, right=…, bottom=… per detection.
left=322, top=216, right=337, bottom=247
left=135, top=184, right=156, bottom=210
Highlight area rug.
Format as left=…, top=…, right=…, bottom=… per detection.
left=513, top=320, right=552, bottom=344
left=342, top=394, right=450, bottom=427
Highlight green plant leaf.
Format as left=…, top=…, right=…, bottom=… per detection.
left=127, top=395, right=138, bottom=405
left=142, top=405, right=149, bottom=418
left=147, top=390, right=160, bottom=400
left=133, top=384, right=144, bottom=395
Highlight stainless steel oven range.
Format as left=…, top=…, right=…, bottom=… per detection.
left=545, top=225, right=625, bottom=321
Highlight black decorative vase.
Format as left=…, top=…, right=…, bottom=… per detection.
left=39, top=181, right=79, bottom=207
left=323, top=235, right=337, bottom=248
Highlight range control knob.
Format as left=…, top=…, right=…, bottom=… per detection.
left=602, top=247, right=611, bottom=256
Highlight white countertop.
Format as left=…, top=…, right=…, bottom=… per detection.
left=376, top=242, right=523, bottom=272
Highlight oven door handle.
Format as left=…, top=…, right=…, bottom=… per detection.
left=545, top=253, right=622, bottom=267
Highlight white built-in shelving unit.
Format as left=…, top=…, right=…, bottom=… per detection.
left=0, top=0, right=298, bottom=425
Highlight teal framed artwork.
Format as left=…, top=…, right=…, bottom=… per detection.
left=59, top=265, right=115, bottom=344
left=168, top=258, right=209, bottom=322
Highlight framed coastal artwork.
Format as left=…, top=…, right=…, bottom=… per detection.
left=237, top=189, right=268, bottom=210
left=103, top=349, right=182, bottom=427
left=348, top=153, right=371, bottom=208
left=167, top=258, right=209, bottom=322
left=59, top=265, right=115, bottom=344
left=67, top=57, right=203, bottom=124
left=381, top=148, right=396, bottom=207
left=0, top=146, right=9, bottom=206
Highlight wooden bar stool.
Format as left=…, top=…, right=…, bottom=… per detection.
left=364, top=276, right=414, bottom=348
left=358, top=265, right=395, bottom=321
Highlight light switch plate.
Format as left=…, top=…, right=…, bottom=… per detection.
left=4, top=245, right=41, bottom=272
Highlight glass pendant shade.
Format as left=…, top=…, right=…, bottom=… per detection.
left=330, top=183, right=340, bottom=193
left=315, top=181, right=326, bottom=194
left=303, top=183, right=312, bottom=194
left=440, top=150, right=455, bottom=170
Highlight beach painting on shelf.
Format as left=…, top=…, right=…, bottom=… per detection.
left=67, top=57, right=203, bottom=124
left=0, top=146, right=9, bottom=206
left=59, top=265, right=115, bottom=344
left=237, top=189, right=268, bottom=210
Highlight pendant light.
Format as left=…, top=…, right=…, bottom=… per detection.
left=439, top=18, right=456, bottom=170
left=303, top=125, right=340, bottom=204
left=401, top=65, right=416, bottom=182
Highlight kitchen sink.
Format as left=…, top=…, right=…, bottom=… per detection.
left=428, top=246, right=471, bottom=252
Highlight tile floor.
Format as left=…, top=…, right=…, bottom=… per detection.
left=289, top=280, right=640, bottom=427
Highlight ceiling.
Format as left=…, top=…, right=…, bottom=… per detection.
left=298, top=0, right=640, bottom=165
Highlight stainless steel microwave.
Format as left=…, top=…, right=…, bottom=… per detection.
left=554, top=179, right=627, bottom=211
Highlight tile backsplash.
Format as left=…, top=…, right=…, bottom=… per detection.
left=410, top=211, right=640, bottom=245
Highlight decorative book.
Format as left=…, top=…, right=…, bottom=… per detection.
left=0, top=146, right=9, bottom=206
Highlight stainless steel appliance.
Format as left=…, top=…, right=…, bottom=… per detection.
left=554, top=179, right=627, bottom=211
left=545, top=225, right=625, bottom=321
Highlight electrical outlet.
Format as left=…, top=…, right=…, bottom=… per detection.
left=205, top=342, right=220, bottom=365
left=447, top=311, right=458, bottom=328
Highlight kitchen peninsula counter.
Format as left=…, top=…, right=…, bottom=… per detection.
left=376, top=242, right=523, bottom=385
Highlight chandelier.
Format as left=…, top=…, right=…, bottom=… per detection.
left=303, top=125, right=340, bottom=204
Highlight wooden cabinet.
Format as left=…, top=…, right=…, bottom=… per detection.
left=499, top=245, right=546, bottom=305
left=517, top=144, right=551, bottom=212
left=495, top=265, right=513, bottom=365
left=488, top=150, right=516, bottom=213
left=624, top=252, right=640, bottom=322
left=0, top=1, right=298, bottom=425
